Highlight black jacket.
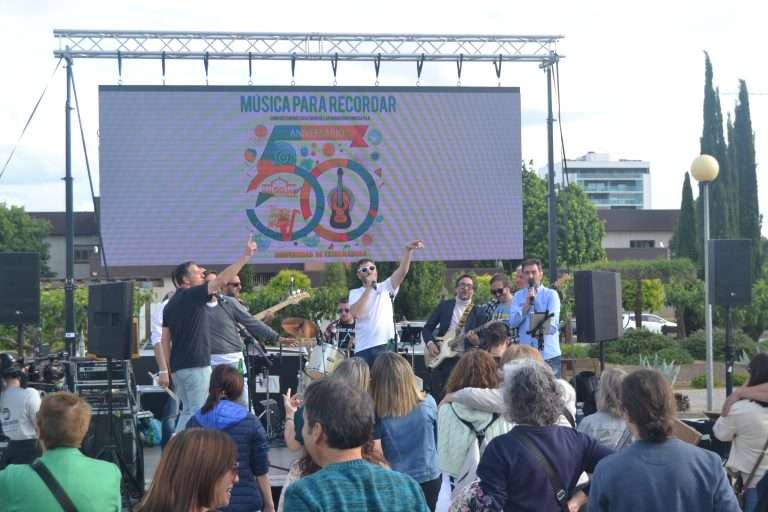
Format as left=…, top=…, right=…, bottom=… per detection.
left=421, top=299, right=456, bottom=343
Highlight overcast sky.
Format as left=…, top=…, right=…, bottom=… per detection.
left=1, top=0, right=766, bottom=234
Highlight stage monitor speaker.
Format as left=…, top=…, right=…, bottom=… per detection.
left=0, top=253, right=40, bottom=325
left=88, top=281, right=134, bottom=360
left=708, top=239, right=752, bottom=306
left=574, top=270, right=622, bottom=343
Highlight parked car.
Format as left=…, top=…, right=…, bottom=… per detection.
left=622, top=313, right=677, bottom=334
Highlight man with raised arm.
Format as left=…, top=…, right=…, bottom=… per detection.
left=348, top=240, right=424, bottom=367
left=160, top=236, right=257, bottom=432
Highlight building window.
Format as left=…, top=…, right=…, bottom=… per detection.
left=74, top=245, right=95, bottom=263
left=630, top=240, right=655, bottom=248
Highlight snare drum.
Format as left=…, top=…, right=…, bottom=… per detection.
left=305, top=343, right=346, bottom=379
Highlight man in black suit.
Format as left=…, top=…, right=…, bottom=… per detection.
left=422, top=274, right=475, bottom=402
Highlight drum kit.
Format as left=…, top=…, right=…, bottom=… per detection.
left=279, top=317, right=350, bottom=395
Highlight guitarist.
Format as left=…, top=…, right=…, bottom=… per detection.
left=463, top=273, right=519, bottom=349
left=422, top=274, right=475, bottom=402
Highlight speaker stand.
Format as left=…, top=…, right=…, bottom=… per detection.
left=95, top=357, right=143, bottom=501
left=16, top=322, right=24, bottom=359
left=724, top=305, right=734, bottom=396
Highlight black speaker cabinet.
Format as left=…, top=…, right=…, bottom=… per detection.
left=0, top=252, right=40, bottom=325
left=708, top=239, right=752, bottom=306
left=574, top=270, right=623, bottom=343
left=88, top=281, right=134, bottom=360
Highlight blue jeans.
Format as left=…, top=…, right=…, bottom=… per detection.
left=546, top=356, right=561, bottom=378
left=355, top=344, right=388, bottom=367
left=161, top=393, right=179, bottom=448
left=173, top=366, right=212, bottom=433
left=744, top=487, right=758, bottom=512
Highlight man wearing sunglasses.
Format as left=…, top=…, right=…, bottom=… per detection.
left=348, top=240, right=425, bottom=367
left=464, top=273, right=519, bottom=349
left=421, top=274, right=475, bottom=402
left=324, top=298, right=356, bottom=354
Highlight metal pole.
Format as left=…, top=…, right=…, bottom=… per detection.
left=725, top=304, right=734, bottom=396
left=64, top=54, right=76, bottom=358
left=546, top=62, right=558, bottom=283
left=703, top=182, right=714, bottom=410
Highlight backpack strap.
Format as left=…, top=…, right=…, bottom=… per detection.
left=516, top=430, right=570, bottom=511
left=30, top=459, right=79, bottom=512
left=450, top=404, right=500, bottom=447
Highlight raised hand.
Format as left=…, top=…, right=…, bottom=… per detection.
left=406, top=240, right=425, bottom=251
left=282, top=387, right=301, bottom=416
left=245, top=235, right=257, bottom=256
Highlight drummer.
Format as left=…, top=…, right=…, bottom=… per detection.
left=324, top=298, right=356, bottom=355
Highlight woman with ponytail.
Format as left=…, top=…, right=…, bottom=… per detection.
left=187, top=365, right=274, bottom=512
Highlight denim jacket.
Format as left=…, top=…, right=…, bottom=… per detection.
left=374, top=395, right=440, bottom=483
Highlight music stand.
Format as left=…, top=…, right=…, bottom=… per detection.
left=527, top=311, right=554, bottom=352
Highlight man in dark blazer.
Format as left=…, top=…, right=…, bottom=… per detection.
left=422, top=274, right=475, bottom=402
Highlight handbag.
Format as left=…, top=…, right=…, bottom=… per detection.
left=30, top=459, right=79, bottom=512
left=733, top=435, right=768, bottom=507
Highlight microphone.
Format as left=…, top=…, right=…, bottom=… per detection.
left=371, top=281, right=378, bottom=291
left=528, top=278, right=536, bottom=305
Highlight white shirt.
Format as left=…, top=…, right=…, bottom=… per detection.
left=449, top=298, right=472, bottom=334
left=0, top=386, right=41, bottom=440
left=150, top=298, right=171, bottom=346
left=714, top=399, right=768, bottom=486
left=348, top=277, right=398, bottom=352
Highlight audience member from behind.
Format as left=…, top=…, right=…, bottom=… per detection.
left=476, top=360, right=611, bottom=511
left=0, top=392, right=121, bottom=511
left=587, top=369, right=740, bottom=511
left=371, top=352, right=441, bottom=511
left=138, top=428, right=239, bottom=512
left=438, top=351, right=513, bottom=495
left=444, top=344, right=577, bottom=428
left=186, top=365, right=274, bottom=512
left=278, top=358, right=386, bottom=512
left=714, top=353, right=768, bottom=512
left=0, top=361, right=41, bottom=467
left=577, top=367, right=632, bottom=449
left=283, top=378, right=428, bottom=512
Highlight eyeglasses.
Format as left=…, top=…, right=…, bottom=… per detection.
left=337, top=308, right=350, bottom=313
left=228, top=282, right=242, bottom=288
left=457, top=283, right=474, bottom=289
left=491, top=288, right=506, bottom=296
left=358, top=265, right=376, bottom=273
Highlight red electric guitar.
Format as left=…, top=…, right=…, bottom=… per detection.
left=329, top=167, right=352, bottom=229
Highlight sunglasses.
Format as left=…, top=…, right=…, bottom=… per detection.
left=337, top=308, right=350, bottom=313
left=358, top=266, right=376, bottom=273
left=491, top=288, right=506, bottom=295
left=228, top=282, right=242, bottom=288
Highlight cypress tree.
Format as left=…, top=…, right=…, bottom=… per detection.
left=699, top=54, right=733, bottom=239
left=733, top=79, right=762, bottom=273
left=674, top=173, right=698, bottom=262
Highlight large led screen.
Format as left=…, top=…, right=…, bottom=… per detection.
left=99, top=86, right=522, bottom=266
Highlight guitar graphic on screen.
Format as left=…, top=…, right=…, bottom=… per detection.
left=329, top=167, right=352, bottom=229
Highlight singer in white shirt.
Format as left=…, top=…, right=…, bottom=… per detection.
left=348, top=240, right=424, bottom=367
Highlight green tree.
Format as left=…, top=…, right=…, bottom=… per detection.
left=622, top=279, right=665, bottom=313
left=393, top=261, right=447, bottom=320
left=699, top=54, right=735, bottom=240
left=556, top=184, right=606, bottom=267
left=672, top=173, right=698, bottom=262
left=522, top=168, right=605, bottom=269
left=321, top=262, right=348, bottom=290
left=733, top=80, right=762, bottom=275
left=0, top=203, right=52, bottom=275
left=665, top=275, right=705, bottom=338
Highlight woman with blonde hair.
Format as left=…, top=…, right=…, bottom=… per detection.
left=137, top=429, right=239, bottom=512
left=371, top=352, right=440, bottom=511
left=577, top=367, right=631, bottom=449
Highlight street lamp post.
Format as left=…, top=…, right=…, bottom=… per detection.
left=691, top=154, right=720, bottom=412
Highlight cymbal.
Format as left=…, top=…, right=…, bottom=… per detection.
left=281, top=317, right=319, bottom=338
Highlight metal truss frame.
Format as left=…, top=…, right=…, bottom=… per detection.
left=54, top=30, right=562, bottom=65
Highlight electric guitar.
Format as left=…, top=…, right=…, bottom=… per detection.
left=254, top=290, right=310, bottom=321
left=329, top=167, right=352, bottom=229
left=426, top=318, right=503, bottom=369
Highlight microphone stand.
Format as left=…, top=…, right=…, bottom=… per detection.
left=527, top=311, right=554, bottom=352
